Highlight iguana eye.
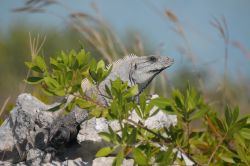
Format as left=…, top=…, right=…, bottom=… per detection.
left=149, top=56, right=157, bottom=62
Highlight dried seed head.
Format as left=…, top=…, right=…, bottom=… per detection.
left=164, top=10, right=178, bottom=23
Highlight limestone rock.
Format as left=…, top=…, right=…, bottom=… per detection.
left=0, top=93, right=55, bottom=163
left=78, top=109, right=177, bottom=143
left=92, top=157, right=134, bottom=166
left=0, top=93, right=184, bottom=165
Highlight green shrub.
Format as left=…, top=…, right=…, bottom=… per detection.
left=26, top=49, right=250, bottom=165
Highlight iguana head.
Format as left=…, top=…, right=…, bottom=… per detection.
left=128, top=55, right=174, bottom=92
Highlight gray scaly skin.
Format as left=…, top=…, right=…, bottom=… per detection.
left=82, top=54, right=174, bottom=105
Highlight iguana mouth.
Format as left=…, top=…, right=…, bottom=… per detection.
left=148, top=66, right=170, bottom=73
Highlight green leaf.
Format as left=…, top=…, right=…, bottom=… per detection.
left=150, top=97, right=171, bottom=111
left=124, top=85, right=138, bottom=98
left=134, top=106, right=143, bottom=119
left=25, top=62, right=44, bottom=73
left=53, top=89, right=65, bottom=96
left=173, top=89, right=184, bottom=110
left=247, top=117, right=250, bottom=124
left=133, top=148, right=148, bottom=165
left=25, top=62, right=34, bottom=69
left=127, top=128, right=137, bottom=145
left=235, top=142, right=250, bottom=165
left=215, top=117, right=228, bottom=133
left=234, top=133, right=246, bottom=148
left=108, top=125, right=116, bottom=136
left=41, top=88, right=55, bottom=96
left=89, top=70, right=97, bottom=83
left=156, top=146, right=174, bottom=165
left=186, top=87, right=197, bottom=112
left=91, top=107, right=103, bottom=117
left=26, top=77, right=43, bottom=84
left=96, top=147, right=114, bottom=157
left=121, top=125, right=128, bottom=143
left=112, top=151, right=124, bottom=166
left=225, top=106, right=233, bottom=126
left=232, top=106, right=239, bottom=123
left=239, top=128, right=250, bottom=140
left=76, top=99, right=95, bottom=109
left=35, top=56, right=47, bottom=71
left=232, top=116, right=248, bottom=133
left=189, top=107, right=208, bottom=121
left=105, top=84, right=112, bottom=97
left=219, top=153, right=235, bottom=163
left=97, top=60, right=105, bottom=70
left=139, top=92, right=147, bottom=111
left=99, top=132, right=112, bottom=142
left=76, top=50, right=86, bottom=65
left=61, top=51, right=69, bottom=64
left=145, top=105, right=155, bottom=119
left=44, top=77, right=60, bottom=88
left=50, top=58, right=60, bottom=70
left=66, top=71, right=73, bottom=81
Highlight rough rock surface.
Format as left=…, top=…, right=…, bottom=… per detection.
left=78, top=108, right=177, bottom=143
left=0, top=93, right=179, bottom=165
left=0, top=93, right=56, bottom=163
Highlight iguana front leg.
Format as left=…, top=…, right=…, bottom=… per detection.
left=35, top=108, right=88, bottom=161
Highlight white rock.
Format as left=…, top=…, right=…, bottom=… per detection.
left=78, top=110, right=177, bottom=143
left=92, top=157, right=134, bottom=166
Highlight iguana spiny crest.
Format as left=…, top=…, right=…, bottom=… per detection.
left=82, top=54, right=174, bottom=105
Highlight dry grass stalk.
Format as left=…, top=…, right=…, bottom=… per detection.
left=210, top=16, right=230, bottom=104
left=29, top=33, right=46, bottom=61
left=231, top=40, right=250, bottom=59
left=0, top=97, right=11, bottom=120
left=22, top=33, right=46, bottom=93
left=164, top=10, right=178, bottom=23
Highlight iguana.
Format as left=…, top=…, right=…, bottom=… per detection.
left=82, top=54, right=174, bottom=105
left=43, top=54, right=174, bottom=161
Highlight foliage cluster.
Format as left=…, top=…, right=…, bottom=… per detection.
left=26, top=49, right=250, bottom=165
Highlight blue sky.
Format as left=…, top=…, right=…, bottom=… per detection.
left=1, top=0, right=250, bottom=79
